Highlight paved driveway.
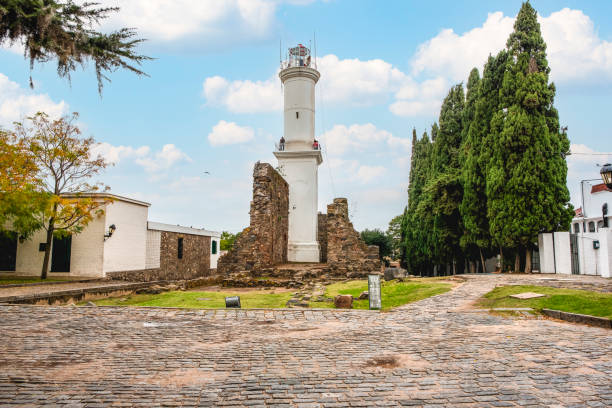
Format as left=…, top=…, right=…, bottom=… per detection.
left=1, top=275, right=611, bottom=407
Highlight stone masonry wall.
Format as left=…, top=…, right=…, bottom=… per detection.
left=217, top=162, right=289, bottom=275
left=318, top=213, right=328, bottom=263
left=326, top=198, right=381, bottom=277
left=107, top=231, right=212, bottom=282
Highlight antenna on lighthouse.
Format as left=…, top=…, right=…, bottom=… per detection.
left=313, top=32, right=317, bottom=69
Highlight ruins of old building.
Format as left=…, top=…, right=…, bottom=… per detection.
left=218, top=44, right=380, bottom=280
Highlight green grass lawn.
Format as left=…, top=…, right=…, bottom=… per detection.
left=0, top=276, right=72, bottom=285
left=476, top=285, right=612, bottom=319
left=91, top=290, right=294, bottom=309
left=88, top=279, right=452, bottom=310
left=310, top=279, right=452, bottom=310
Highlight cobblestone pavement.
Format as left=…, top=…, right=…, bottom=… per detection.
left=1, top=274, right=611, bottom=407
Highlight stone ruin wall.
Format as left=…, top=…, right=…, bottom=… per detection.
left=217, top=162, right=289, bottom=275
left=317, top=213, right=328, bottom=263
left=107, top=231, right=212, bottom=282
left=325, top=198, right=381, bottom=277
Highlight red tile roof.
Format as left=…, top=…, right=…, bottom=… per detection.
left=591, top=183, right=612, bottom=194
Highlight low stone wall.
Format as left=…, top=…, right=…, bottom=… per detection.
left=542, top=308, right=612, bottom=329
left=108, top=230, right=213, bottom=282
left=218, top=163, right=289, bottom=275
left=326, top=198, right=381, bottom=277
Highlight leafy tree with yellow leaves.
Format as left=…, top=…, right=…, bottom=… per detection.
left=15, top=112, right=110, bottom=278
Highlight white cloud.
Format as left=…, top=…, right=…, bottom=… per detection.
left=93, top=141, right=190, bottom=172
left=99, top=0, right=310, bottom=47
left=91, top=142, right=150, bottom=165
left=135, top=144, right=191, bottom=172
left=203, top=76, right=281, bottom=113
left=390, top=77, right=449, bottom=117
left=411, top=12, right=513, bottom=82
left=208, top=120, right=255, bottom=146
left=319, top=123, right=409, bottom=156
left=410, top=8, right=612, bottom=84
left=0, top=40, right=25, bottom=55
left=542, top=8, right=612, bottom=83
left=356, top=165, right=387, bottom=183
left=202, top=53, right=407, bottom=113
left=317, top=54, right=406, bottom=104
left=0, top=73, right=68, bottom=127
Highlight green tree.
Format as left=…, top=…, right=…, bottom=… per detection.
left=0, top=129, right=47, bottom=239
left=485, top=1, right=573, bottom=272
left=426, top=84, right=466, bottom=274
left=360, top=228, right=391, bottom=261
left=220, top=231, right=240, bottom=251
left=404, top=129, right=434, bottom=275
left=17, top=112, right=111, bottom=278
left=460, top=67, right=487, bottom=272
left=0, top=0, right=151, bottom=93
left=386, top=214, right=403, bottom=260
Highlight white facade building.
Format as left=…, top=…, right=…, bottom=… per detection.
left=0, top=194, right=221, bottom=278
left=273, top=44, right=322, bottom=262
left=538, top=183, right=611, bottom=277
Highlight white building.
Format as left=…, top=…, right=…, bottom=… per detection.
left=273, top=44, right=322, bottom=262
left=538, top=182, right=611, bottom=277
left=0, top=193, right=221, bottom=279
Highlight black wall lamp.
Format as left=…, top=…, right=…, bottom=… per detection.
left=104, top=224, right=117, bottom=240
left=601, top=163, right=612, bottom=189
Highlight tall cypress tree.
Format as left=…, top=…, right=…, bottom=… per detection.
left=459, top=68, right=482, bottom=272
left=426, top=84, right=465, bottom=274
left=461, top=53, right=510, bottom=272
left=404, top=130, right=433, bottom=275
left=486, top=1, right=573, bottom=272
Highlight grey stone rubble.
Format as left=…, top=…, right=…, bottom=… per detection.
left=1, top=273, right=611, bottom=407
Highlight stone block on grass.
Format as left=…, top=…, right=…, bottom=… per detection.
left=334, top=294, right=353, bottom=309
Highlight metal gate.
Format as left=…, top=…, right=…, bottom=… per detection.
left=569, top=233, right=580, bottom=275
left=532, top=248, right=540, bottom=273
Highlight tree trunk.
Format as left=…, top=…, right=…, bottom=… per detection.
left=499, top=247, right=504, bottom=273
left=514, top=251, right=521, bottom=273
left=41, top=219, right=54, bottom=279
left=525, top=247, right=532, bottom=274
left=479, top=249, right=486, bottom=274
left=452, top=259, right=456, bottom=275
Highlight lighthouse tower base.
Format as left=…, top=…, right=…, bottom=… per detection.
left=288, top=242, right=320, bottom=263
left=274, top=150, right=322, bottom=263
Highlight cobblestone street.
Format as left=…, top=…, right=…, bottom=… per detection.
left=1, top=274, right=611, bottom=407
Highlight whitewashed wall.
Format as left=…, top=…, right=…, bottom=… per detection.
left=553, top=232, right=571, bottom=275
left=598, top=228, right=612, bottom=278
left=13, top=229, right=48, bottom=276
left=577, top=233, right=600, bottom=275
left=69, top=214, right=105, bottom=276
left=210, top=236, right=221, bottom=269
left=145, top=229, right=161, bottom=269
left=11, top=215, right=105, bottom=277
left=103, top=200, right=148, bottom=273
left=538, top=233, right=555, bottom=274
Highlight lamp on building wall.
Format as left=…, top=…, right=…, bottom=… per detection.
left=601, top=163, right=612, bottom=189
left=104, top=224, right=117, bottom=240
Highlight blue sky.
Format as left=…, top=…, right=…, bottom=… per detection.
left=1, top=0, right=611, bottom=233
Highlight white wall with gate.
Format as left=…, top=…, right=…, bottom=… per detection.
left=538, top=228, right=612, bottom=278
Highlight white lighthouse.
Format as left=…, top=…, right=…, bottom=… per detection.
left=273, top=44, right=322, bottom=262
